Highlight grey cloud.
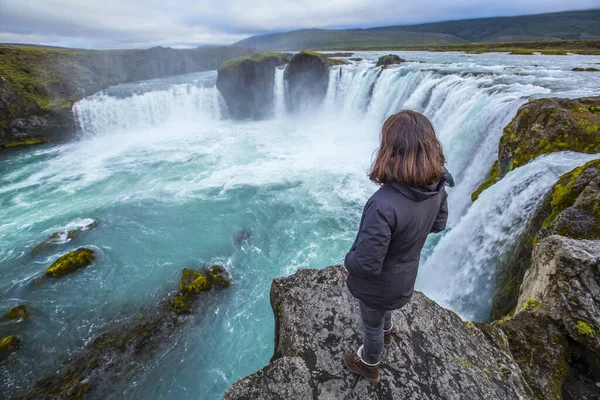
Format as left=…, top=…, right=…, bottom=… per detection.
left=0, top=0, right=598, bottom=48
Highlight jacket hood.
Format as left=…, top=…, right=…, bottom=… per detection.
left=388, top=168, right=455, bottom=202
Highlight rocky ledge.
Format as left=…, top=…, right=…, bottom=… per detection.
left=224, top=266, right=532, bottom=400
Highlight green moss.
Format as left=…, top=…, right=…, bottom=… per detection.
left=541, top=159, right=600, bottom=230
left=471, top=161, right=501, bottom=201
left=452, top=357, right=474, bottom=368
left=520, top=297, right=541, bottom=312
left=509, top=50, right=535, bottom=55
left=2, top=304, right=29, bottom=320
left=1, top=137, right=48, bottom=148
left=45, top=248, right=95, bottom=278
left=219, top=52, right=287, bottom=72
left=576, top=320, right=596, bottom=336
left=179, top=268, right=210, bottom=294
left=169, top=294, right=194, bottom=315
left=0, top=335, right=21, bottom=352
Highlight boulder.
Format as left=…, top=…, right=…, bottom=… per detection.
left=471, top=97, right=600, bottom=202
left=44, top=248, right=95, bottom=278
left=284, top=51, right=329, bottom=113
left=2, top=304, right=29, bottom=320
left=216, top=52, right=289, bottom=119
left=376, top=54, right=405, bottom=68
left=490, top=160, right=600, bottom=320
left=31, top=219, right=99, bottom=255
left=224, top=265, right=532, bottom=399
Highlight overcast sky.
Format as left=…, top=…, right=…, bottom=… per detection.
left=0, top=0, right=598, bottom=49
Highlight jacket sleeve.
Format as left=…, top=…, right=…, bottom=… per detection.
left=344, top=199, right=393, bottom=277
left=430, top=190, right=448, bottom=233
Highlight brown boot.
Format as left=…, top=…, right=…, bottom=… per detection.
left=343, top=350, right=380, bottom=384
left=384, top=330, right=394, bottom=348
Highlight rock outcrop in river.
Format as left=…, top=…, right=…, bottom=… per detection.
left=0, top=45, right=255, bottom=148
left=284, top=51, right=330, bottom=113
left=216, top=52, right=289, bottom=119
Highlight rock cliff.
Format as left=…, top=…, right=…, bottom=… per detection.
left=471, top=97, right=600, bottom=201
left=216, top=52, right=289, bottom=119
left=0, top=45, right=255, bottom=148
left=284, top=51, right=330, bottom=113
left=224, top=266, right=532, bottom=400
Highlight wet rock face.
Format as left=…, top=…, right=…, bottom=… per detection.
left=216, top=53, right=289, bottom=119
left=224, top=265, right=532, bottom=400
left=471, top=96, right=600, bottom=202
left=518, top=236, right=600, bottom=359
left=284, top=51, right=329, bottom=113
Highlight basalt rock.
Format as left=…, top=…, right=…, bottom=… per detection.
left=471, top=97, right=600, bottom=202
left=490, top=160, right=600, bottom=320
left=44, top=247, right=95, bottom=278
left=284, top=51, right=329, bottom=113
left=31, top=219, right=99, bottom=255
left=216, top=52, right=289, bottom=119
left=21, top=266, right=231, bottom=398
left=224, top=265, right=532, bottom=400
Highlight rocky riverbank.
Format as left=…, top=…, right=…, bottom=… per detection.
left=0, top=45, right=255, bottom=148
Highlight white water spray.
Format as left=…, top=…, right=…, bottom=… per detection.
left=273, top=67, right=286, bottom=118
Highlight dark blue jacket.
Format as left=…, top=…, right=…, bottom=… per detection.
left=345, top=174, right=452, bottom=310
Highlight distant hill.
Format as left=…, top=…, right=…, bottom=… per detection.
left=234, top=9, right=600, bottom=50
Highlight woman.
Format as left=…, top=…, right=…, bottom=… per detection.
left=343, top=110, right=453, bottom=384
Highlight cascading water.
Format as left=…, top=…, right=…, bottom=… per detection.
left=273, top=67, right=286, bottom=118
left=2, top=51, right=600, bottom=399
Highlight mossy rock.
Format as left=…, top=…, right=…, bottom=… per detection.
left=0, top=335, right=22, bottom=354
left=472, top=96, right=600, bottom=201
left=2, top=304, right=29, bottom=320
left=205, top=265, right=231, bottom=289
left=498, top=312, right=570, bottom=400
left=45, top=248, right=95, bottom=278
left=218, top=52, right=289, bottom=73
left=376, top=54, right=405, bottom=68
left=179, top=268, right=211, bottom=295
left=539, top=159, right=600, bottom=240
left=284, top=51, right=329, bottom=113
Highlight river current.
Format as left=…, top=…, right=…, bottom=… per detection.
left=1, top=51, right=600, bottom=398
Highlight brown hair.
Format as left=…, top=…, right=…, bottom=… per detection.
left=369, top=110, right=445, bottom=187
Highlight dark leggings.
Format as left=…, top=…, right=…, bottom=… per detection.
left=359, top=301, right=392, bottom=365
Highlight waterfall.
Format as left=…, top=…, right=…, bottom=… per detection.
left=417, top=151, right=600, bottom=320
left=324, top=65, right=550, bottom=225
left=273, top=67, right=286, bottom=118
left=74, top=83, right=226, bottom=137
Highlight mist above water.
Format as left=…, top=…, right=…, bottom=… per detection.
left=2, top=51, right=600, bottom=399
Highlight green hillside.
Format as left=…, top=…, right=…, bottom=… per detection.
left=234, top=9, right=600, bottom=50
